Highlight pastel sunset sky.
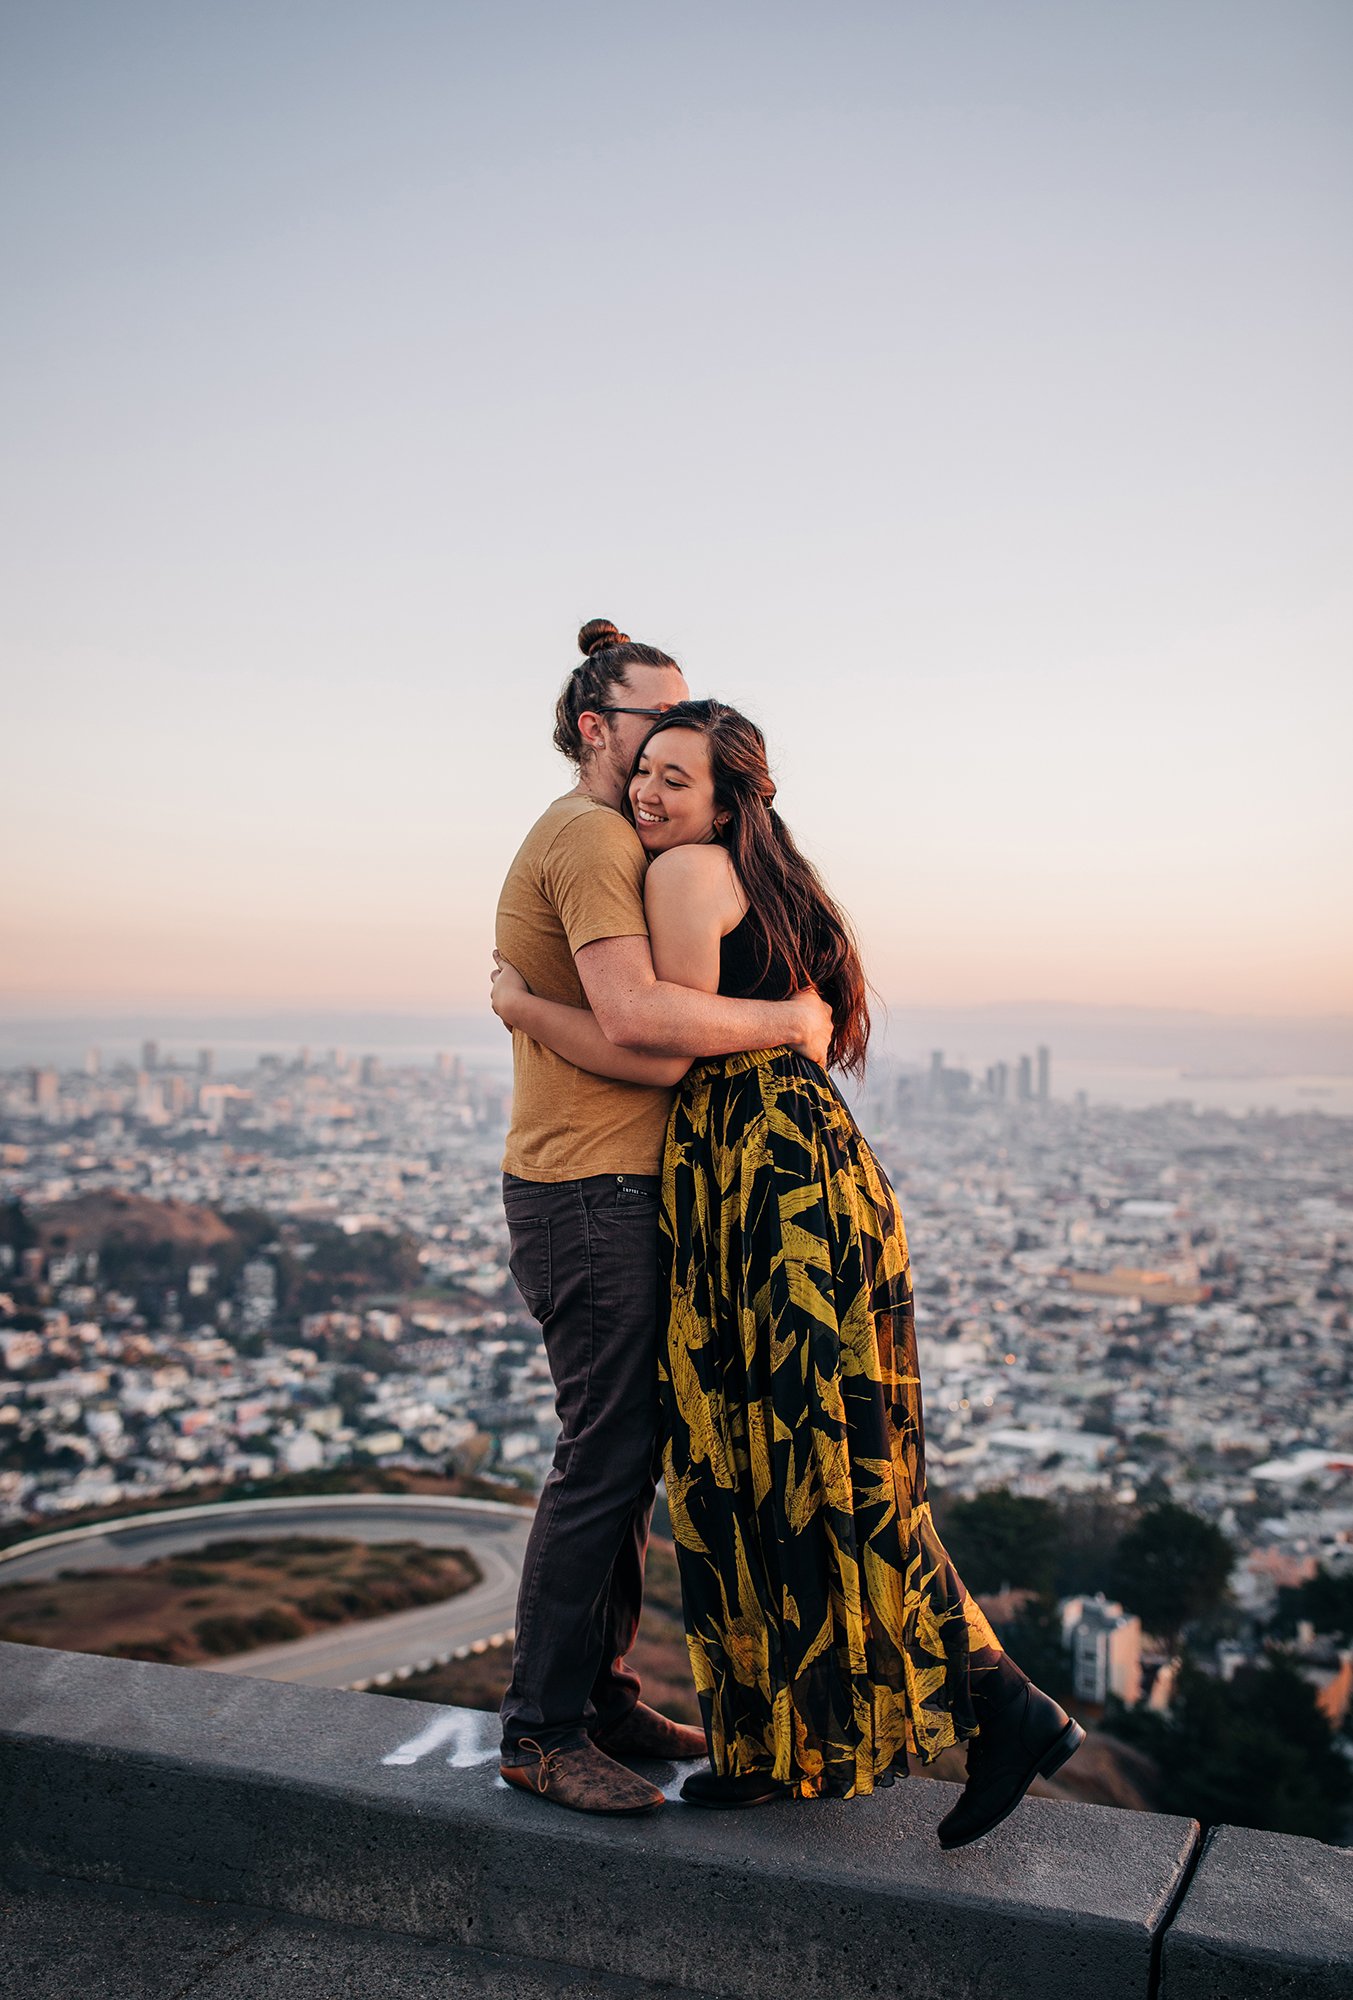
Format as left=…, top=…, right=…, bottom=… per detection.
left=3, top=2, right=1350, bottom=1019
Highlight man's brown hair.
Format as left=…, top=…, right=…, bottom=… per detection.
left=553, top=618, right=680, bottom=766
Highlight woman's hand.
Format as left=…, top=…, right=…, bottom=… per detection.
left=491, top=950, right=531, bottom=1029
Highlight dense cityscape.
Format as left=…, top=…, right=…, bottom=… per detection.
left=2, top=1041, right=1350, bottom=1748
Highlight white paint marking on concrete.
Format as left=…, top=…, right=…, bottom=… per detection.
left=381, top=1707, right=499, bottom=1770
left=445, top=1711, right=501, bottom=1769
left=382, top=1711, right=464, bottom=1766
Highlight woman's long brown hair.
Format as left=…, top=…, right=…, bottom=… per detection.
left=626, top=701, right=871, bottom=1077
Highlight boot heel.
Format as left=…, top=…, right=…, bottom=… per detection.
left=1038, top=1720, right=1086, bottom=1779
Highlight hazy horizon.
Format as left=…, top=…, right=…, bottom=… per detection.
left=5, top=996, right=1352, bottom=1090
left=4, top=3, right=1350, bottom=1019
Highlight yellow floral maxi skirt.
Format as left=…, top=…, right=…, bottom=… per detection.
left=659, top=1049, right=1003, bottom=1800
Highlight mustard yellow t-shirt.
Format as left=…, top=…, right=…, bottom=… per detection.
left=496, top=794, right=674, bottom=1181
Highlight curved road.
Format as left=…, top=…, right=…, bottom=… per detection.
left=0, top=1495, right=532, bottom=1691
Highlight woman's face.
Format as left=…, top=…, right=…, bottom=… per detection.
left=629, top=726, right=722, bottom=854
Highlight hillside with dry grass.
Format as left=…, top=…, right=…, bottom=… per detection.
left=0, top=1534, right=480, bottom=1666
left=33, top=1190, right=237, bottom=1257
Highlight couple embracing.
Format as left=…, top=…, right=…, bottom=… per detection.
left=491, top=619, right=1082, bottom=1849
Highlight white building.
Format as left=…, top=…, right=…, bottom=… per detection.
left=278, top=1430, right=324, bottom=1474
left=1061, top=1593, right=1143, bottom=1706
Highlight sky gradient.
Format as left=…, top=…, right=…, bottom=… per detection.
left=3, top=2, right=1350, bottom=1018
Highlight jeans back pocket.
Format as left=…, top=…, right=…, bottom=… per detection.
left=506, top=1215, right=552, bottom=1321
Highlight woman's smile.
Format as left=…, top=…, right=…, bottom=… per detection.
left=628, top=724, right=718, bottom=851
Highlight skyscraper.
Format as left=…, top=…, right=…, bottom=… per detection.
left=141, top=1039, right=160, bottom=1073
left=1017, top=1054, right=1033, bottom=1103
left=1037, top=1045, right=1051, bottom=1104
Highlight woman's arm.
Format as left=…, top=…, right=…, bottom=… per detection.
left=641, top=845, right=742, bottom=990
left=489, top=848, right=744, bottom=1085
left=491, top=956, right=689, bottom=1087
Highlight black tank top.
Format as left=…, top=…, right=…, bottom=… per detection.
left=718, top=910, right=798, bottom=1000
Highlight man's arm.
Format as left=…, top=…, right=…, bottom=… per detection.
left=575, top=935, right=832, bottom=1063
left=491, top=956, right=689, bottom=1086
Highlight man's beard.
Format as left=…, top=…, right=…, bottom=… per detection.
left=602, top=729, right=636, bottom=799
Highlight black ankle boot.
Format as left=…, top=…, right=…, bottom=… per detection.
left=679, top=1768, right=788, bottom=1809
left=936, top=1681, right=1085, bottom=1851
left=969, top=1651, right=1030, bottom=1720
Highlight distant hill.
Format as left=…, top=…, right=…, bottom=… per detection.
left=34, top=1191, right=237, bottom=1257
left=17, top=1190, right=442, bottom=1346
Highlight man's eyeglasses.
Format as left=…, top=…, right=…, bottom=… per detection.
left=594, top=704, right=681, bottom=720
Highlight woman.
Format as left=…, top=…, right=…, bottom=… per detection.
left=491, top=700, right=1083, bottom=1846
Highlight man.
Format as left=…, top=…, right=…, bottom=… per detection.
left=493, top=619, right=833, bottom=1815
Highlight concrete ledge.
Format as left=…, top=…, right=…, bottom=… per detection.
left=0, top=1641, right=1196, bottom=2000
left=2, top=1864, right=708, bottom=2000
left=1160, top=1824, right=1353, bottom=1999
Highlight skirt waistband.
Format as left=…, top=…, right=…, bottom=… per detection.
left=686, top=1045, right=794, bottom=1085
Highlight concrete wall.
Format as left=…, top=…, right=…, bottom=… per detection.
left=1, top=1642, right=1349, bottom=2000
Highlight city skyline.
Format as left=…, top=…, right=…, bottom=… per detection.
left=6, top=1013, right=1353, bottom=1121
left=3, top=4, right=1350, bottom=1020
left=6, top=1040, right=1350, bottom=1649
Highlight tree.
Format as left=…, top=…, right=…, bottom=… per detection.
left=0, top=1200, right=37, bottom=1256
left=274, top=1222, right=423, bottom=1319
left=1108, top=1501, right=1233, bottom=1645
left=1051, top=1492, right=1132, bottom=1597
left=1271, top=1568, right=1353, bottom=1644
left=1121, top=1655, right=1351, bottom=1842
left=333, top=1368, right=371, bottom=1426
left=998, top=1592, right=1074, bottom=1703
left=934, top=1490, right=1061, bottom=1595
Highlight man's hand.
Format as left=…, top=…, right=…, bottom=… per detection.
left=491, top=950, right=531, bottom=1030
left=791, top=987, right=834, bottom=1067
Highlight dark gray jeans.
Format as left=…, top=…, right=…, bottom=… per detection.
left=499, top=1169, right=663, bottom=1756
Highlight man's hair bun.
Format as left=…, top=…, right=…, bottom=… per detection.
left=578, top=618, right=630, bottom=658
left=554, top=619, right=679, bottom=766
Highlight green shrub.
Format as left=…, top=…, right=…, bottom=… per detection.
left=112, top=1637, right=178, bottom=1663
left=193, top=1614, right=254, bottom=1655
left=297, top=1590, right=348, bottom=1623
left=248, top=1607, right=304, bottom=1645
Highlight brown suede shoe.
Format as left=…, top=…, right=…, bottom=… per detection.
left=500, top=1737, right=665, bottom=1815
left=594, top=1702, right=708, bottom=1763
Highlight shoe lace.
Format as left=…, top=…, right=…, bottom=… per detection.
left=518, top=1737, right=565, bottom=1795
